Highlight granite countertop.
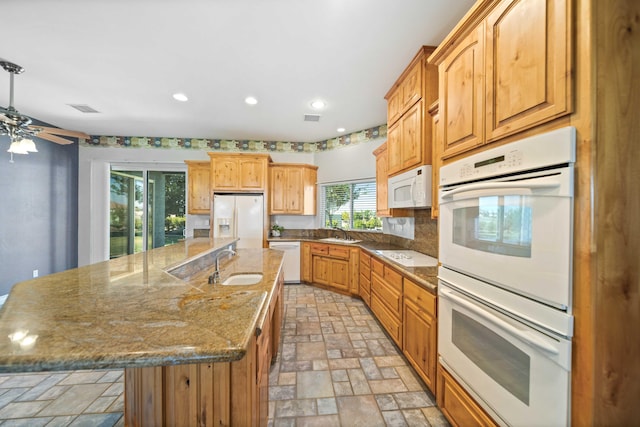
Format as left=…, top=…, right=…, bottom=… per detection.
left=268, top=236, right=439, bottom=291
left=0, top=238, right=284, bottom=373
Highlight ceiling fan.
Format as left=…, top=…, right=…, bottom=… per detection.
left=0, top=59, right=89, bottom=161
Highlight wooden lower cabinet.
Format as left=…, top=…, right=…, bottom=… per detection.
left=403, top=278, right=437, bottom=393
left=437, top=364, right=498, bottom=427
left=359, top=250, right=372, bottom=307
left=305, top=243, right=358, bottom=296
left=124, top=270, right=283, bottom=427
left=370, top=258, right=403, bottom=347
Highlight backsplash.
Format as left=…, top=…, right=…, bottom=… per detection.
left=278, top=209, right=438, bottom=258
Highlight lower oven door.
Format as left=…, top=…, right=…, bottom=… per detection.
left=438, top=281, right=571, bottom=427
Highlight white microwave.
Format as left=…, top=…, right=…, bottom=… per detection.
left=388, top=165, right=432, bottom=209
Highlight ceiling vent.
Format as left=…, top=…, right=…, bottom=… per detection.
left=304, top=114, right=321, bottom=122
left=68, top=104, right=100, bottom=113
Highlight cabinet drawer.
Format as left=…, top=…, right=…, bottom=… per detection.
left=310, top=243, right=329, bottom=255
left=359, top=273, right=371, bottom=293
left=360, top=251, right=371, bottom=269
left=383, top=266, right=402, bottom=291
left=329, top=245, right=350, bottom=259
left=404, top=278, right=436, bottom=317
left=371, top=258, right=385, bottom=277
left=371, top=274, right=402, bottom=318
left=371, top=293, right=402, bottom=346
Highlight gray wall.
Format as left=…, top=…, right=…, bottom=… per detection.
left=0, top=135, right=78, bottom=295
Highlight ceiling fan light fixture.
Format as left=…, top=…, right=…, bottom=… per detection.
left=20, top=138, right=38, bottom=153
left=8, top=140, right=29, bottom=155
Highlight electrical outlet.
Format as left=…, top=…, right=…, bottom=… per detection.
left=32, top=270, right=38, bottom=278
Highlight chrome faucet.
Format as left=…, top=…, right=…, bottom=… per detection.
left=208, top=248, right=237, bottom=284
left=333, top=227, right=349, bottom=240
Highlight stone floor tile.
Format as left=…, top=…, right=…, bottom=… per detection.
left=84, top=395, right=119, bottom=413
left=421, top=406, right=450, bottom=427
left=368, top=378, right=408, bottom=394
left=0, top=416, right=53, bottom=426
left=42, top=415, right=77, bottom=427
left=15, top=374, right=67, bottom=402
left=58, top=371, right=106, bottom=385
left=0, top=375, right=47, bottom=389
left=375, top=393, right=399, bottom=411
left=68, top=412, right=122, bottom=427
left=402, top=408, right=430, bottom=426
left=35, top=385, right=70, bottom=401
left=279, top=360, right=313, bottom=372
left=393, top=391, right=434, bottom=409
left=331, top=369, right=349, bottom=382
left=106, top=396, right=124, bottom=413
left=102, top=382, right=123, bottom=397
left=278, top=372, right=297, bottom=385
left=275, top=399, right=317, bottom=417
left=328, top=358, right=360, bottom=370
left=272, top=417, right=296, bottom=427
left=0, top=388, right=29, bottom=409
left=297, top=371, right=333, bottom=399
left=96, top=371, right=123, bottom=384
left=296, top=322, right=322, bottom=335
left=38, top=383, right=110, bottom=416
left=395, top=366, right=427, bottom=392
left=375, top=355, right=407, bottom=367
left=312, top=360, right=329, bottom=370
left=296, top=414, right=341, bottom=426
left=0, top=400, right=50, bottom=418
left=380, top=367, right=400, bottom=379
left=336, top=395, right=385, bottom=425
left=332, top=381, right=353, bottom=396
left=383, top=410, right=408, bottom=427
left=360, top=357, right=383, bottom=380
left=269, top=385, right=296, bottom=400
left=296, top=342, right=326, bottom=361
left=347, top=369, right=372, bottom=395
left=316, top=397, right=338, bottom=415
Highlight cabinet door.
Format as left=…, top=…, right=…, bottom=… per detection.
left=387, top=122, right=403, bottom=176
left=186, top=161, right=211, bottom=214
left=403, top=298, right=436, bottom=393
left=270, top=166, right=287, bottom=214
left=301, top=242, right=312, bottom=283
left=387, top=86, right=402, bottom=126
left=312, top=256, right=330, bottom=286
left=485, top=0, right=571, bottom=142
left=440, top=24, right=485, bottom=160
left=374, top=143, right=390, bottom=216
left=286, top=167, right=303, bottom=213
left=238, top=158, right=265, bottom=190
left=401, top=60, right=423, bottom=111
left=400, top=100, right=423, bottom=170
left=329, top=258, right=350, bottom=293
left=211, top=158, right=238, bottom=190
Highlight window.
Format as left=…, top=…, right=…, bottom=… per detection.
left=320, top=181, right=382, bottom=231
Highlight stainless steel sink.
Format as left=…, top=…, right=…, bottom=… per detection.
left=221, top=273, right=263, bottom=286
left=319, top=238, right=362, bottom=244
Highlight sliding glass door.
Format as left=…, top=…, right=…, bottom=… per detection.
left=109, top=167, right=185, bottom=259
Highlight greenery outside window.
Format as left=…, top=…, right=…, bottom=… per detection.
left=320, top=181, right=382, bottom=231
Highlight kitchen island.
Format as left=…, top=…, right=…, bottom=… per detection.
left=0, top=237, right=285, bottom=426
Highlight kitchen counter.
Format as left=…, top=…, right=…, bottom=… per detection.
left=268, top=235, right=439, bottom=292
left=0, top=237, right=284, bottom=373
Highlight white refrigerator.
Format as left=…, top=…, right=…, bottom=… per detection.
left=212, top=194, right=264, bottom=248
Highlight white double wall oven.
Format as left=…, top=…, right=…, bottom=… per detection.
left=437, top=127, right=576, bottom=427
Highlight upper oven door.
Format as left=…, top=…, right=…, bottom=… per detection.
left=439, top=167, right=573, bottom=310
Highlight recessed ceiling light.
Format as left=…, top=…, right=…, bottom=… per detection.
left=245, top=96, right=258, bottom=105
left=172, top=93, right=188, bottom=102
left=337, top=127, right=346, bottom=133
left=310, top=100, right=326, bottom=110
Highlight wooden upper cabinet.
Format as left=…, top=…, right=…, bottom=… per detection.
left=485, top=0, right=572, bottom=142
left=208, top=153, right=271, bottom=192
left=439, top=24, right=485, bottom=160
left=184, top=160, right=211, bottom=214
left=385, top=46, right=437, bottom=177
left=269, top=163, right=317, bottom=215
left=373, top=142, right=411, bottom=218
left=430, top=0, right=572, bottom=161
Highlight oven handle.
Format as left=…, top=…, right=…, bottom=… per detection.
left=440, top=181, right=560, bottom=200
left=440, top=287, right=560, bottom=355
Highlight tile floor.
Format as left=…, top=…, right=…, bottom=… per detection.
left=0, top=284, right=448, bottom=426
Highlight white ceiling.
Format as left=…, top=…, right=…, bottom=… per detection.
left=1, top=0, right=474, bottom=143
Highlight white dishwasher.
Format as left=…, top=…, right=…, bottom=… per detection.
left=268, top=241, right=301, bottom=283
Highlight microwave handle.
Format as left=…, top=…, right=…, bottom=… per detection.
left=410, top=178, right=416, bottom=205
left=440, top=181, right=560, bottom=200
left=439, top=287, right=560, bottom=355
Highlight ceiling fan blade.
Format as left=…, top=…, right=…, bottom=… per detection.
left=30, top=125, right=89, bottom=140
left=37, top=132, right=75, bottom=145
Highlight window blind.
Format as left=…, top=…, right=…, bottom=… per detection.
left=320, top=181, right=382, bottom=231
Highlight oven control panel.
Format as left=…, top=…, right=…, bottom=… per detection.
left=440, top=126, right=576, bottom=186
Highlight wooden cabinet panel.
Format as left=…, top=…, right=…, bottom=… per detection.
left=359, top=251, right=371, bottom=306
left=400, top=100, right=423, bottom=171
left=328, top=258, right=350, bottom=292
left=385, top=46, right=437, bottom=177
left=301, top=242, right=312, bottom=283
left=372, top=142, right=412, bottom=218
left=428, top=101, right=440, bottom=219
left=349, top=247, right=360, bottom=295
left=185, top=160, right=211, bottom=214
left=312, top=256, right=330, bottom=286
left=371, top=292, right=402, bottom=347
left=310, top=243, right=329, bottom=256
left=437, top=363, right=498, bottom=427
left=329, top=245, right=350, bottom=259
left=269, top=164, right=317, bottom=215
left=403, top=279, right=437, bottom=393
left=209, top=153, right=270, bottom=192
left=485, top=0, right=571, bottom=141
left=440, top=24, right=485, bottom=159
left=371, top=273, right=402, bottom=318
